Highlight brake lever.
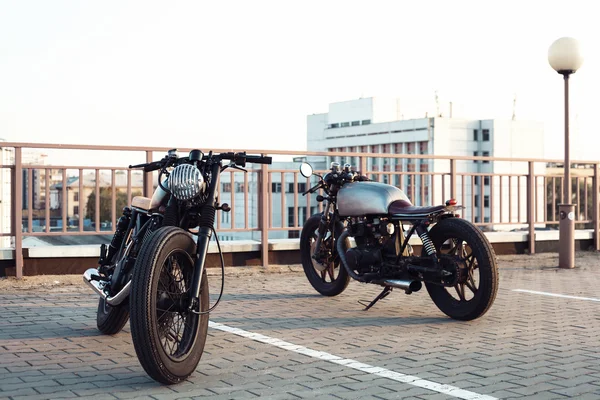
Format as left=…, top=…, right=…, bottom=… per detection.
left=220, top=163, right=247, bottom=173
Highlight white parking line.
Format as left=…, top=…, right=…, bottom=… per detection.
left=513, top=289, right=600, bottom=302
left=209, top=321, right=497, bottom=400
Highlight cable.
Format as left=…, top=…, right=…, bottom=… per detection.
left=190, top=226, right=225, bottom=315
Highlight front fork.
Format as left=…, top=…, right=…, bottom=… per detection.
left=189, top=162, right=220, bottom=312
left=313, top=202, right=332, bottom=260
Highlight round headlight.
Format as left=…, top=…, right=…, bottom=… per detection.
left=168, top=164, right=205, bottom=200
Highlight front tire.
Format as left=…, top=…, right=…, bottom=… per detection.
left=130, top=227, right=209, bottom=384
left=424, top=218, right=498, bottom=321
left=300, top=214, right=350, bottom=296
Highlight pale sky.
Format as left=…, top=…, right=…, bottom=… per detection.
left=1, top=0, right=599, bottom=163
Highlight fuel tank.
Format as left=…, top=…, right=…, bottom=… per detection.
left=150, top=179, right=169, bottom=209
left=337, top=182, right=411, bottom=217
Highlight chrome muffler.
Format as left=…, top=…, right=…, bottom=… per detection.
left=382, top=279, right=422, bottom=294
left=83, top=268, right=131, bottom=306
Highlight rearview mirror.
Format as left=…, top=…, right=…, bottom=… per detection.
left=299, top=162, right=313, bottom=178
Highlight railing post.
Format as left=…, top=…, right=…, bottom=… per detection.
left=260, top=162, right=269, bottom=267
left=360, top=156, right=367, bottom=177
left=450, top=158, right=457, bottom=200
left=527, top=161, right=536, bottom=254
left=144, top=150, right=153, bottom=198
left=13, top=147, right=23, bottom=278
left=594, top=163, right=599, bottom=251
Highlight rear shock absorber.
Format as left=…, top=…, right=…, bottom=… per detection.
left=104, top=207, right=132, bottom=263
left=416, top=224, right=436, bottom=256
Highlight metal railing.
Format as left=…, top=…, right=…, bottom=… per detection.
left=1, top=141, right=599, bottom=278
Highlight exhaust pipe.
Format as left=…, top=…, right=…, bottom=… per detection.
left=83, top=268, right=131, bottom=306
left=382, top=279, right=422, bottom=294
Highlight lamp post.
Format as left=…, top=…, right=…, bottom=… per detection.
left=548, top=37, right=584, bottom=269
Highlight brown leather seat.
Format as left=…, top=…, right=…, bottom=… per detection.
left=388, top=199, right=445, bottom=216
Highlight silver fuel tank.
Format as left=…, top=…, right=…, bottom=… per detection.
left=337, top=182, right=410, bottom=217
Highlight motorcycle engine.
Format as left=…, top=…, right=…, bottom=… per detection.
left=345, top=217, right=396, bottom=274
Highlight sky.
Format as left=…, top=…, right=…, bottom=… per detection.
left=1, top=0, right=599, bottom=164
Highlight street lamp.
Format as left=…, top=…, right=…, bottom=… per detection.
left=548, top=37, right=584, bottom=269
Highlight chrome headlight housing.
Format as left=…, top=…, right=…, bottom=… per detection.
left=168, top=164, right=205, bottom=200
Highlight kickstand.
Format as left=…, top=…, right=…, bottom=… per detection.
left=360, top=286, right=393, bottom=311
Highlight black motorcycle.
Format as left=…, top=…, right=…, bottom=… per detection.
left=299, top=161, right=498, bottom=320
left=83, top=149, right=271, bottom=383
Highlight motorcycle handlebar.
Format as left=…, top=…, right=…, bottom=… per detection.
left=210, top=152, right=271, bottom=164
left=130, top=151, right=272, bottom=171
left=245, top=155, right=272, bottom=165
left=129, top=159, right=166, bottom=172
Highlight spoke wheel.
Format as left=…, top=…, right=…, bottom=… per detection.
left=424, top=218, right=498, bottom=321
left=130, top=227, right=209, bottom=384
left=155, top=252, right=198, bottom=361
left=300, top=214, right=350, bottom=296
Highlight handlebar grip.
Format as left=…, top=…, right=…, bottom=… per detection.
left=246, top=155, right=272, bottom=165
left=129, top=162, right=147, bottom=168
left=143, top=161, right=164, bottom=172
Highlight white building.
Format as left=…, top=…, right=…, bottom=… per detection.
left=0, top=140, right=14, bottom=248
left=308, top=98, right=546, bottom=230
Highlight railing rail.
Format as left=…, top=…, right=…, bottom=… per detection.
left=1, top=141, right=599, bottom=278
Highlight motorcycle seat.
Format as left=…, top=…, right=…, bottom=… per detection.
left=132, top=196, right=152, bottom=211
left=388, top=200, right=445, bottom=216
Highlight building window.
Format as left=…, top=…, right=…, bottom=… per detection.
left=221, top=211, right=230, bottom=224
left=329, top=123, right=339, bottom=129
left=474, top=176, right=479, bottom=185
left=473, top=151, right=478, bottom=163
left=73, top=206, right=79, bottom=215
left=473, top=129, right=478, bottom=141
left=484, top=195, right=490, bottom=208
left=482, top=151, right=490, bottom=163
left=74, top=192, right=79, bottom=202
left=287, top=183, right=306, bottom=193
left=482, top=129, right=490, bottom=141
left=271, top=183, right=281, bottom=193
left=419, top=142, right=428, bottom=154
left=351, top=121, right=360, bottom=126
left=362, top=120, right=371, bottom=125
left=222, top=183, right=231, bottom=192
left=474, top=195, right=480, bottom=207
left=484, top=176, right=490, bottom=186
left=341, top=122, right=350, bottom=127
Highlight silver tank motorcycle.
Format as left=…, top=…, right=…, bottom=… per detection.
left=299, top=161, right=498, bottom=320
left=83, top=149, right=271, bottom=384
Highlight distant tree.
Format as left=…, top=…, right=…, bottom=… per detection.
left=86, top=188, right=141, bottom=222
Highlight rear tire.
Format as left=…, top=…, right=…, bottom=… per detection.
left=424, top=217, right=498, bottom=321
left=300, top=214, right=350, bottom=296
left=96, top=297, right=129, bottom=335
left=130, top=226, right=209, bottom=384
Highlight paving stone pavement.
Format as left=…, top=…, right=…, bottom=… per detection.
left=1, top=254, right=600, bottom=399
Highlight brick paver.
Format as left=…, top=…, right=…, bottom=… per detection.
left=1, top=255, right=600, bottom=399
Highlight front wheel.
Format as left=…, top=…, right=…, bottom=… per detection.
left=424, top=218, right=498, bottom=321
left=300, top=214, right=350, bottom=296
left=130, top=227, right=209, bottom=384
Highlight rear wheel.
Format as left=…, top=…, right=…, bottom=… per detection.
left=300, top=214, right=350, bottom=296
left=424, top=218, right=498, bottom=321
left=96, top=240, right=132, bottom=335
left=130, top=227, right=209, bottom=384
left=96, top=297, right=129, bottom=335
